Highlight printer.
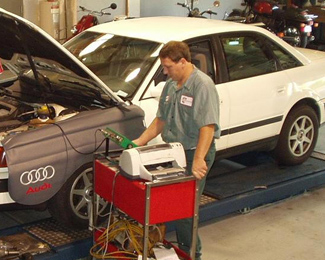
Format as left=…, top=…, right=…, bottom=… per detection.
left=119, top=142, right=187, bottom=181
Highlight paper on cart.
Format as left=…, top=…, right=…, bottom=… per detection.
left=153, top=247, right=180, bottom=260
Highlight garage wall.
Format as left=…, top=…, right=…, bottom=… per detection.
left=76, top=0, right=243, bottom=22
left=140, top=0, right=243, bottom=20
left=0, top=0, right=23, bottom=16
left=77, top=0, right=140, bottom=22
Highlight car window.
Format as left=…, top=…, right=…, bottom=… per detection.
left=65, top=32, right=160, bottom=98
left=268, top=41, right=302, bottom=70
left=188, top=40, right=215, bottom=81
left=152, top=39, right=216, bottom=86
left=221, top=35, right=277, bottom=81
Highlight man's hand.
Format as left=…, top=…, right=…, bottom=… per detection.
left=132, top=117, right=165, bottom=147
left=191, top=124, right=215, bottom=180
left=192, top=157, right=208, bottom=180
left=132, top=138, right=142, bottom=147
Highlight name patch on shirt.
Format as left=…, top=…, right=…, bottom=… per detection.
left=180, top=95, right=193, bottom=107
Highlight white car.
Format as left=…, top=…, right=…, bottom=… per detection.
left=0, top=10, right=324, bottom=228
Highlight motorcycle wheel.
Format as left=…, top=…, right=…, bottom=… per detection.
left=300, top=34, right=308, bottom=48
left=284, top=26, right=301, bottom=47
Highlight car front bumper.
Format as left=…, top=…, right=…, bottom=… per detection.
left=0, top=167, right=14, bottom=204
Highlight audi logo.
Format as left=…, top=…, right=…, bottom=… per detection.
left=20, top=165, right=55, bottom=185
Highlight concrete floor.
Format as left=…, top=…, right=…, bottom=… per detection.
left=167, top=126, right=325, bottom=260
left=197, top=186, right=325, bottom=260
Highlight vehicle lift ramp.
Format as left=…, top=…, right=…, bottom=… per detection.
left=0, top=151, right=324, bottom=259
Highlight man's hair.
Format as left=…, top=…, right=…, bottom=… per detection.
left=159, top=41, right=191, bottom=63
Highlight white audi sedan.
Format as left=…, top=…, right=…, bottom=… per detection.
left=0, top=10, right=325, bottom=228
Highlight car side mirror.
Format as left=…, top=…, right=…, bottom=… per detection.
left=150, top=82, right=165, bottom=98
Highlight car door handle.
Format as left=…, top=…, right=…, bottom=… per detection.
left=277, top=86, right=286, bottom=93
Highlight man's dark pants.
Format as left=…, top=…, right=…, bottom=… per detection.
left=175, top=145, right=216, bottom=260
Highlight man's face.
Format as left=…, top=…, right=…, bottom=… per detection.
left=160, top=57, right=185, bottom=82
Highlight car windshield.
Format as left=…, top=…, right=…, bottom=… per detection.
left=64, top=32, right=161, bottom=98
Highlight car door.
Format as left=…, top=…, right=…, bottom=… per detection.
left=216, top=32, right=298, bottom=149
left=186, top=38, right=229, bottom=151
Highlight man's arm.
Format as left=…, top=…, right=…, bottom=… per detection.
left=133, top=117, right=165, bottom=146
left=192, top=124, right=215, bottom=180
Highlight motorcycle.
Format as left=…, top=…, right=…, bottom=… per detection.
left=177, top=1, right=218, bottom=18
left=281, top=4, right=318, bottom=47
left=226, top=0, right=318, bottom=48
left=69, top=3, right=117, bottom=39
left=224, top=0, right=256, bottom=23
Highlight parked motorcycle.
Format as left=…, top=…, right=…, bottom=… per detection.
left=224, top=0, right=255, bottom=23
left=177, top=2, right=218, bottom=18
left=281, top=5, right=318, bottom=47
left=226, top=0, right=318, bottom=48
left=69, top=3, right=117, bottom=39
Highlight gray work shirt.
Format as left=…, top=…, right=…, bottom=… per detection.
left=157, top=66, right=220, bottom=150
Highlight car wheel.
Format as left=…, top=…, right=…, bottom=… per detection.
left=48, top=163, right=108, bottom=229
left=274, top=105, right=319, bottom=166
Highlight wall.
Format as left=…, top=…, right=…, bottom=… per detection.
left=78, top=0, right=132, bottom=23
left=76, top=0, right=242, bottom=22
left=140, top=0, right=243, bottom=20
left=0, top=0, right=23, bottom=16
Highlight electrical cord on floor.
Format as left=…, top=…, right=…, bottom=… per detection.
left=90, top=171, right=164, bottom=259
left=90, top=213, right=166, bottom=259
left=90, top=218, right=144, bottom=259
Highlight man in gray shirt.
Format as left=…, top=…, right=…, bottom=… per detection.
left=133, top=41, right=220, bottom=260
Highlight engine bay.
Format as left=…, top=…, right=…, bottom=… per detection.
left=0, top=63, right=110, bottom=139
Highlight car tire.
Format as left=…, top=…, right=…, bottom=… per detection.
left=274, top=105, right=319, bottom=166
left=48, top=162, right=108, bottom=229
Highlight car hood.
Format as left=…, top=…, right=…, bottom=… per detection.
left=0, top=8, right=123, bottom=104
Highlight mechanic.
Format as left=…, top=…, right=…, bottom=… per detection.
left=133, top=41, right=220, bottom=260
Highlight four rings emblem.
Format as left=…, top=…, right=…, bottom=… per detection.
left=20, top=165, right=55, bottom=185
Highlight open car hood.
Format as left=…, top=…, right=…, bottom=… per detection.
left=0, top=9, right=146, bottom=205
left=0, top=8, right=123, bottom=104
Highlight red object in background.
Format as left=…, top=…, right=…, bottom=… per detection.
left=94, top=159, right=196, bottom=225
left=75, top=15, right=98, bottom=34
left=0, top=59, right=4, bottom=74
left=253, top=1, right=273, bottom=15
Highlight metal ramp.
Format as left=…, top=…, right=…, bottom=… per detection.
left=1, top=151, right=325, bottom=259
left=200, top=151, right=325, bottom=223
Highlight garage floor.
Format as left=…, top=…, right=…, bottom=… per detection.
left=1, top=127, right=325, bottom=260
left=167, top=126, right=325, bottom=260
left=197, top=186, right=325, bottom=260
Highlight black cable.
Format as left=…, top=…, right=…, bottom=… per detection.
left=52, top=123, right=106, bottom=155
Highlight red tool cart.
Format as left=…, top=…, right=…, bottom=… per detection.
left=92, top=155, right=199, bottom=260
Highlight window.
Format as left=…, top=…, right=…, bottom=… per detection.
left=268, top=41, right=302, bottom=70
left=221, top=34, right=277, bottom=81
left=153, top=39, right=216, bottom=86
left=188, top=40, right=215, bottom=81
left=65, top=32, right=160, bottom=98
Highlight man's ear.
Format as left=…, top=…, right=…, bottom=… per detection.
left=180, top=57, right=187, bottom=65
